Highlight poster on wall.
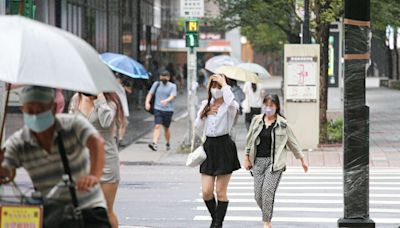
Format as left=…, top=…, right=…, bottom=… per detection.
left=286, top=56, right=318, bottom=102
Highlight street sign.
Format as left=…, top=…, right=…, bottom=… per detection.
left=286, top=56, right=318, bottom=102
left=180, top=0, right=204, bottom=18
left=185, top=19, right=200, bottom=48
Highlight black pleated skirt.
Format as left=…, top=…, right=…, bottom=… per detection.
left=200, top=134, right=241, bottom=176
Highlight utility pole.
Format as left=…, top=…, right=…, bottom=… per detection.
left=187, top=47, right=197, bottom=143
left=185, top=19, right=200, bottom=146
left=303, top=0, right=311, bottom=44
left=338, top=0, right=374, bottom=227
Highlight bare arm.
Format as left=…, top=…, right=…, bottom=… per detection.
left=145, top=92, right=153, bottom=111
left=75, top=133, right=105, bottom=191
left=86, top=134, right=105, bottom=179
left=0, top=148, right=16, bottom=184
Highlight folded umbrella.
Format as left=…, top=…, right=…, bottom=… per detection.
left=100, top=52, right=149, bottom=79
left=0, top=15, right=118, bottom=94
left=237, top=63, right=271, bottom=78
left=214, top=66, right=260, bottom=84
left=205, top=55, right=241, bottom=73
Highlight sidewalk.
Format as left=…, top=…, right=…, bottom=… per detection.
left=120, top=85, right=400, bottom=168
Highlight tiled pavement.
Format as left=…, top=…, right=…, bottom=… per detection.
left=286, top=87, right=400, bottom=168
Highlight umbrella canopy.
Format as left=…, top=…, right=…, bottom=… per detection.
left=0, top=15, right=118, bottom=94
left=100, top=52, right=149, bottom=79
left=237, top=63, right=271, bottom=78
left=205, top=55, right=241, bottom=73
left=214, top=66, right=260, bottom=84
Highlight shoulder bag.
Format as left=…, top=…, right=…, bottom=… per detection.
left=186, top=126, right=207, bottom=167
left=43, top=131, right=84, bottom=228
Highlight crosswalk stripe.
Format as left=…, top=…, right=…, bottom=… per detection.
left=198, top=192, right=400, bottom=198
left=195, top=206, right=400, bottom=213
left=194, top=198, right=400, bottom=205
left=232, top=176, right=400, bottom=180
left=234, top=168, right=400, bottom=172
left=194, top=216, right=400, bottom=224
left=229, top=181, right=400, bottom=185
left=228, top=186, right=400, bottom=190
left=193, top=168, right=400, bottom=225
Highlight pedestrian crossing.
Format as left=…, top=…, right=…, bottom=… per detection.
left=193, top=168, right=400, bottom=227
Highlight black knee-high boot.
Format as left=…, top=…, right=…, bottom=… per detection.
left=214, top=201, right=229, bottom=228
left=204, top=198, right=216, bottom=228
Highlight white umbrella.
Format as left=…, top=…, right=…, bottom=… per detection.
left=0, top=15, right=118, bottom=94
left=214, top=66, right=260, bottom=84
left=205, top=55, right=241, bottom=73
left=237, top=63, right=272, bottom=78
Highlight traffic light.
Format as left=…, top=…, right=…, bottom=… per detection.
left=185, top=19, right=200, bottom=48
left=186, top=33, right=199, bottom=48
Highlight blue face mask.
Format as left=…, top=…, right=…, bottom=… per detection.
left=23, top=110, right=55, bottom=133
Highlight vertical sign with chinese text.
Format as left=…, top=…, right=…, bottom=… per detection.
left=286, top=56, right=318, bottom=102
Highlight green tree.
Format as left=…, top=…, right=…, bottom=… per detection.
left=371, top=0, right=400, bottom=80
left=213, top=0, right=301, bottom=43
left=310, top=0, right=343, bottom=143
left=214, top=0, right=342, bottom=143
left=241, top=24, right=286, bottom=53
left=213, top=0, right=400, bottom=143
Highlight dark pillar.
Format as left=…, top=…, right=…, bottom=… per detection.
left=136, top=0, right=141, bottom=61
left=55, top=0, right=61, bottom=28
left=302, top=0, right=311, bottom=44
left=338, top=0, right=375, bottom=227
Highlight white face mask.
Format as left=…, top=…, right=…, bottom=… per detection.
left=262, top=106, right=276, bottom=117
left=211, top=88, right=223, bottom=99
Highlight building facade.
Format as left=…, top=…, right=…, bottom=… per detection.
left=5, top=0, right=178, bottom=67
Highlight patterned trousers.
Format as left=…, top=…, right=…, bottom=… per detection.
left=253, top=157, right=283, bottom=222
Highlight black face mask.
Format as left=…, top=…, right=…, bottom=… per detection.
left=161, top=79, right=168, bottom=85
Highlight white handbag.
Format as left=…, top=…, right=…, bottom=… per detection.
left=186, top=145, right=207, bottom=167
left=186, top=127, right=207, bottom=167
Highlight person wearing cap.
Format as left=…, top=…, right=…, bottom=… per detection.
left=244, top=94, right=308, bottom=228
left=0, top=86, right=111, bottom=228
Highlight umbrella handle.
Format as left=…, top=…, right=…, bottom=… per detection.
left=0, top=84, right=11, bottom=148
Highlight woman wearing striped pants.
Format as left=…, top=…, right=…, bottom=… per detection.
left=244, top=94, right=308, bottom=228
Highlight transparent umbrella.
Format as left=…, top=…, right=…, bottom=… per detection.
left=237, top=63, right=272, bottom=78
left=205, top=55, right=241, bottom=73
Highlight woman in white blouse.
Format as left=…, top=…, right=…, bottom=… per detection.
left=243, top=81, right=263, bottom=130
left=194, top=74, right=241, bottom=228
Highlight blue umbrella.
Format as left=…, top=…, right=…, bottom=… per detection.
left=100, top=52, right=149, bottom=79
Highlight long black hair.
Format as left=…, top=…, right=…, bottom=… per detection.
left=200, top=74, right=230, bottom=119
left=263, top=94, right=284, bottom=118
left=251, top=83, right=257, bottom=93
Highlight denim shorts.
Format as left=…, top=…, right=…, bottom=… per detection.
left=154, top=109, right=174, bottom=128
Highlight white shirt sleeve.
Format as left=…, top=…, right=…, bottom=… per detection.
left=216, top=85, right=239, bottom=117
